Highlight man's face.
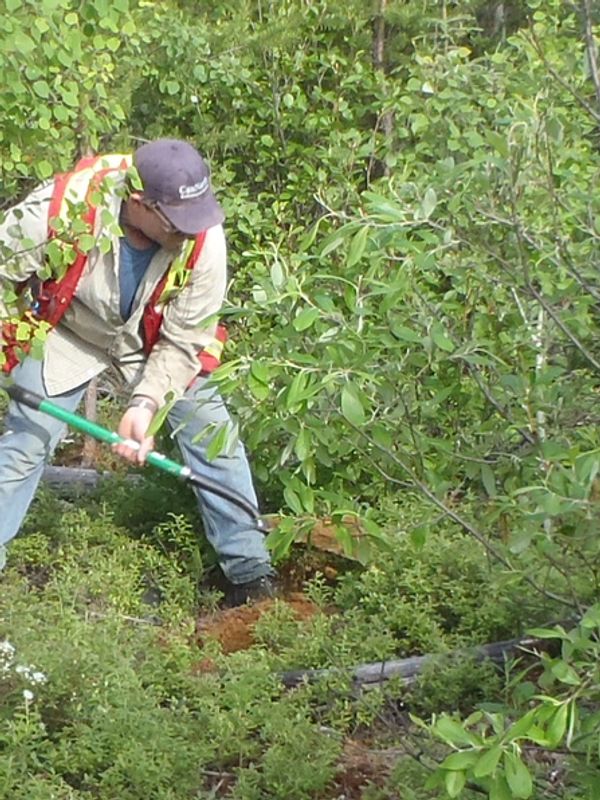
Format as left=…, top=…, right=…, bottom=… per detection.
left=136, top=200, right=195, bottom=250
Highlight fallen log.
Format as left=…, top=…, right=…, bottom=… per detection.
left=42, top=465, right=139, bottom=492
left=42, top=465, right=110, bottom=490
left=280, top=634, right=546, bottom=688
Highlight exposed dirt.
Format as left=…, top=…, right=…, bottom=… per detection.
left=189, top=539, right=401, bottom=798
left=200, top=738, right=399, bottom=800
left=195, top=592, right=320, bottom=654
left=194, top=540, right=355, bottom=659
left=332, top=739, right=398, bottom=799
left=192, top=569, right=402, bottom=799
left=265, top=513, right=367, bottom=561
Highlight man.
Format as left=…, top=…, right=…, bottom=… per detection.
left=0, top=138, right=275, bottom=605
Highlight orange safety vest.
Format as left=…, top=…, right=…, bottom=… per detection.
left=1, top=154, right=226, bottom=375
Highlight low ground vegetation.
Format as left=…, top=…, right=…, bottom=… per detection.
left=1, top=0, right=599, bottom=797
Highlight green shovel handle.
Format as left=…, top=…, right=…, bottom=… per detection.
left=5, top=384, right=265, bottom=528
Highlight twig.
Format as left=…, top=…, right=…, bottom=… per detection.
left=86, top=610, right=161, bottom=626
left=465, top=362, right=536, bottom=445
left=486, top=198, right=600, bottom=373
left=350, top=427, right=577, bottom=608
left=582, top=0, right=600, bottom=111
left=526, top=30, right=600, bottom=124
left=525, top=273, right=600, bottom=372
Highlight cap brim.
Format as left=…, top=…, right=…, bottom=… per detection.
left=157, top=196, right=225, bottom=236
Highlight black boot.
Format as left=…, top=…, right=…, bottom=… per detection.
left=225, top=574, right=278, bottom=607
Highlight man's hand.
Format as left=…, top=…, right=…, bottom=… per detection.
left=114, top=406, right=155, bottom=464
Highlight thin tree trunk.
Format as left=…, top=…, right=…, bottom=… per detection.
left=371, top=0, right=393, bottom=180
left=373, top=0, right=386, bottom=70
left=81, top=378, right=99, bottom=468
left=582, top=0, right=600, bottom=112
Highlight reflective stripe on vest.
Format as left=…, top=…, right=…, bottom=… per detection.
left=40, top=154, right=132, bottom=326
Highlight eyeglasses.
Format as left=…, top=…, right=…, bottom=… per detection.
left=143, top=201, right=183, bottom=235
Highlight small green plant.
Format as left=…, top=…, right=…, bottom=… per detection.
left=419, top=609, right=600, bottom=799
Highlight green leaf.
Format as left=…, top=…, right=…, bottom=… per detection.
left=506, top=709, right=537, bottom=741
left=298, top=222, right=320, bottom=252
left=363, top=195, right=405, bottom=222
left=481, top=464, right=496, bottom=497
left=285, top=372, right=323, bottom=410
left=431, top=323, right=454, bottom=352
left=265, top=526, right=297, bottom=560
left=250, top=361, right=270, bottom=384
left=420, top=187, right=437, bottom=219
left=61, top=90, right=79, bottom=108
left=489, top=775, right=513, bottom=800
left=334, top=525, right=356, bottom=558
left=485, top=131, right=509, bottom=158
left=473, top=744, right=502, bottom=778
left=503, top=751, right=532, bottom=799
left=205, top=423, right=229, bottom=461
left=540, top=492, right=563, bottom=516
left=252, top=286, right=268, bottom=304
left=293, top=308, right=320, bottom=331
left=347, top=225, right=369, bottom=267
left=440, top=750, right=478, bottom=770
left=341, top=382, right=366, bottom=426
left=14, top=31, right=36, bottom=52
left=32, top=80, right=51, bottom=99
left=580, top=604, right=600, bottom=629
left=546, top=703, right=568, bottom=747
left=390, top=323, right=422, bottom=343
left=146, top=394, right=177, bottom=437
left=294, top=428, right=311, bottom=461
left=320, top=233, right=345, bottom=257
left=434, top=716, right=477, bottom=747
left=52, top=104, right=70, bottom=122
left=283, top=486, right=303, bottom=515
left=575, top=452, right=600, bottom=486
left=526, top=627, right=563, bottom=640
left=509, top=528, right=534, bottom=553
left=424, top=771, right=445, bottom=791
left=270, top=261, right=285, bottom=289
left=37, top=160, right=53, bottom=179
left=550, top=660, right=580, bottom=686
left=34, top=16, right=50, bottom=33
left=78, top=234, right=96, bottom=253
left=248, top=375, right=269, bottom=401
left=286, top=372, right=308, bottom=410
left=56, top=47, right=73, bottom=68
left=15, top=322, right=31, bottom=341
left=444, top=769, right=466, bottom=798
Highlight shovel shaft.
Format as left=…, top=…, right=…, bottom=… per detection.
left=5, top=384, right=263, bottom=525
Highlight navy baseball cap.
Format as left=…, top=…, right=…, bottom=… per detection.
left=133, top=138, right=225, bottom=235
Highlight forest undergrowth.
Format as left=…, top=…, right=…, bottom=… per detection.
left=0, top=465, right=574, bottom=800
left=1, top=0, right=600, bottom=797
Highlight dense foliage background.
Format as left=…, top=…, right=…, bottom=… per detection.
left=1, top=0, right=599, bottom=798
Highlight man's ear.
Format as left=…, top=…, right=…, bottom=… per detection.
left=129, top=191, right=144, bottom=204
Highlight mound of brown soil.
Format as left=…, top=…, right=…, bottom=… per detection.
left=195, top=593, right=319, bottom=654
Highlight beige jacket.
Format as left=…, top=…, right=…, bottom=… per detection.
left=0, top=180, right=227, bottom=406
